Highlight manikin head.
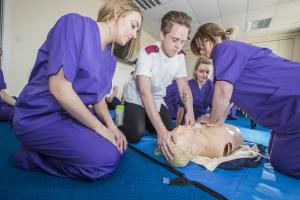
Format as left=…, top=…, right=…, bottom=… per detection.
left=168, top=124, right=244, bottom=167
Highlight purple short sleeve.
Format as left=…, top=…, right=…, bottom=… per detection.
left=213, top=42, right=249, bottom=84
left=0, top=69, right=7, bottom=90
left=46, top=14, right=83, bottom=83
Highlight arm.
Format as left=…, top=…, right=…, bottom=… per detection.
left=175, top=77, right=195, bottom=125
left=49, top=68, right=119, bottom=149
left=121, top=82, right=128, bottom=105
left=0, top=89, right=16, bottom=106
left=93, top=98, right=116, bottom=130
left=120, top=93, right=125, bottom=105
left=137, top=75, right=175, bottom=160
left=112, top=86, right=118, bottom=98
left=176, top=106, right=184, bottom=127
left=201, top=80, right=233, bottom=125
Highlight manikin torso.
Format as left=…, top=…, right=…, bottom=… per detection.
left=172, top=124, right=244, bottom=159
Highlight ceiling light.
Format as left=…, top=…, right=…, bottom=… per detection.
left=134, top=0, right=162, bottom=11
left=246, top=18, right=272, bottom=31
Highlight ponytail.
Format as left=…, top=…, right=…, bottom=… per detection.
left=224, top=25, right=239, bottom=40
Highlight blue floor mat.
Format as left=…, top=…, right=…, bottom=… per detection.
left=130, top=118, right=300, bottom=200
left=0, top=121, right=215, bottom=200
left=225, top=116, right=271, bottom=146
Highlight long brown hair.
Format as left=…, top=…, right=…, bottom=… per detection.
left=190, top=23, right=238, bottom=56
left=97, top=0, right=143, bottom=61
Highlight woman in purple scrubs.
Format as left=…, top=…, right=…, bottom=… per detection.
left=190, top=23, right=300, bottom=178
left=177, top=57, right=214, bottom=125
left=164, top=80, right=180, bottom=119
left=12, top=0, right=142, bottom=180
left=0, top=69, right=16, bottom=121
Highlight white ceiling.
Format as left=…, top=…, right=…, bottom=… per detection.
left=141, top=0, right=300, bottom=45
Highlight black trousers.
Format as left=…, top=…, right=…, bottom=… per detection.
left=122, top=101, right=174, bottom=143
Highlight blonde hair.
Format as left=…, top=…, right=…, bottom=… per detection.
left=161, top=11, right=192, bottom=36
left=190, top=23, right=239, bottom=56
left=97, top=0, right=142, bottom=61
left=193, top=57, right=212, bottom=80
left=168, top=144, right=197, bottom=167
left=167, top=126, right=199, bottom=167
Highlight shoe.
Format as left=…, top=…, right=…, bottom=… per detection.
left=226, top=115, right=237, bottom=120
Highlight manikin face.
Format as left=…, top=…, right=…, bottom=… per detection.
left=194, top=64, right=211, bottom=85
left=160, top=23, right=189, bottom=58
left=115, top=11, right=142, bottom=46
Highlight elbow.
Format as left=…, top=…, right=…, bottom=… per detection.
left=139, top=88, right=152, bottom=102
left=218, top=81, right=233, bottom=100
left=49, top=79, right=70, bottom=100
left=139, top=90, right=148, bottom=100
left=49, top=84, right=61, bottom=99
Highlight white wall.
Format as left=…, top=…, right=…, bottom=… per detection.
left=3, top=0, right=105, bottom=96
left=2, top=0, right=156, bottom=98
left=5, top=0, right=298, bottom=97
left=185, top=50, right=197, bottom=79
left=242, top=32, right=300, bottom=61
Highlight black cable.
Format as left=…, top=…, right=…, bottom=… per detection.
left=129, top=144, right=227, bottom=200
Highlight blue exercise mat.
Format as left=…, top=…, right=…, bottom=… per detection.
left=130, top=123, right=300, bottom=200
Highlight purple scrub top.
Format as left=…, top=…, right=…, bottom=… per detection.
left=213, top=40, right=300, bottom=134
left=13, top=14, right=116, bottom=134
left=179, top=79, right=214, bottom=120
left=0, top=69, right=6, bottom=90
left=164, top=80, right=180, bottom=119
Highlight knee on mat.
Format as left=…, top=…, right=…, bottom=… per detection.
left=84, top=147, right=122, bottom=180
left=270, top=156, right=300, bottom=178
left=126, top=134, right=143, bottom=144
left=121, top=128, right=144, bottom=144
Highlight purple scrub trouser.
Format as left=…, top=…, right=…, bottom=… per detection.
left=0, top=103, right=13, bottom=121
left=14, top=118, right=122, bottom=180
left=268, top=132, right=300, bottom=178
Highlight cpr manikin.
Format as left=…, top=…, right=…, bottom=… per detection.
left=167, top=124, right=254, bottom=168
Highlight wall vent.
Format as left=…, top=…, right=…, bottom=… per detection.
left=246, top=18, right=272, bottom=31
left=134, top=0, right=161, bottom=10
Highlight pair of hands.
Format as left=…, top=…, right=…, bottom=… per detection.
left=158, top=111, right=195, bottom=161
left=98, top=126, right=127, bottom=154
left=196, top=115, right=223, bottom=127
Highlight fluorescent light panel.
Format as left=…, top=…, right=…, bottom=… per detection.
left=246, top=18, right=272, bottom=31
left=134, top=0, right=161, bottom=10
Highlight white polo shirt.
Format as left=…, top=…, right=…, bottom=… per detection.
left=124, top=41, right=187, bottom=111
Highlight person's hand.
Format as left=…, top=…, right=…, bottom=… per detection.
left=96, top=128, right=118, bottom=148
left=157, top=130, right=177, bottom=161
left=184, top=111, right=195, bottom=126
left=197, top=115, right=215, bottom=127
left=105, top=96, right=113, bottom=103
left=197, top=115, right=222, bottom=127
left=110, top=126, right=128, bottom=154
left=197, top=115, right=209, bottom=124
